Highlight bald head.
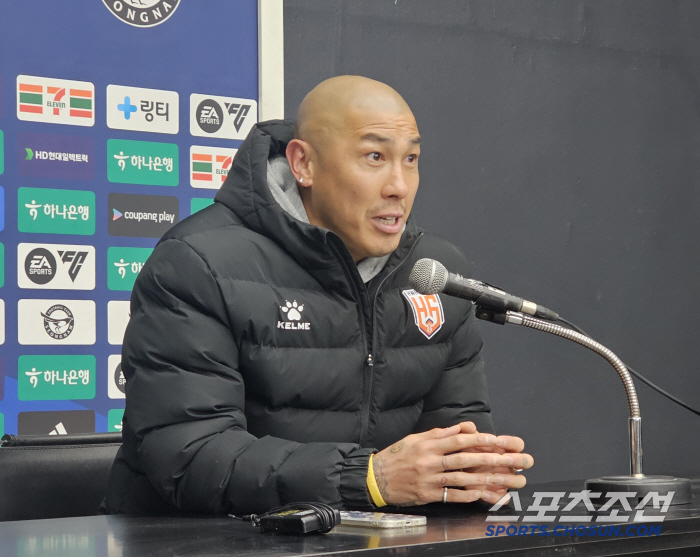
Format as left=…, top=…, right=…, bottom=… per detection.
left=294, top=76, right=416, bottom=148
left=286, top=76, right=421, bottom=263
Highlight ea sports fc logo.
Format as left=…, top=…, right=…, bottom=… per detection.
left=277, top=300, right=311, bottom=331
left=102, top=0, right=180, bottom=28
left=41, top=304, right=75, bottom=340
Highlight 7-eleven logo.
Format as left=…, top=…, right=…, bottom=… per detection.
left=190, top=145, right=237, bottom=190
left=17, top=75, right=94, bottom=127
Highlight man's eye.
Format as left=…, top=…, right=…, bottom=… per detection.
left=406, top=154, right=418, bottom=163
left=368, top=152, right=381, bottom=162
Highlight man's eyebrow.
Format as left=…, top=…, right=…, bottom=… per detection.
left=359, top=133, right=422, bottom=145
left=360, top=133, right=392, bottom=144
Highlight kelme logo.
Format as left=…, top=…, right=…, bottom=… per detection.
left=107, top=139, right=178, bottom=186
left=19, top=355, right=96, bottom=401
left=102, top=0, right=181, bottom=28
left=18, top=187, right=95, bottom=236
left=277, top=300, right=311, bottom=331
left=108, top=246, right=153, bottom=291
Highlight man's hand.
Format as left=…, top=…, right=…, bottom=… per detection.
left=372, top=423, right=533, bottom=506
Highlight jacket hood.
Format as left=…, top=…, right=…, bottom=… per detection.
left=214, top=119, right=420, bottom=287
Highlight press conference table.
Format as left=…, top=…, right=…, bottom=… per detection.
left=1, top=480, right=699, bottom=557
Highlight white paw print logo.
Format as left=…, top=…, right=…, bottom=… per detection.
left=281, top=300, right=304, bottom=321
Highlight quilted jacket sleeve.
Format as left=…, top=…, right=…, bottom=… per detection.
left=123, top=238, right=374, bottom=514
left=412, top=300, right=495, bottom=435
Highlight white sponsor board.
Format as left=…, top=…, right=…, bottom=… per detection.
left=18, top=243, right=95, bottom=290
left=0, top=300, right=5, bottom=345
left=108, top=355, right=125, bottom=399
left=17, top=75, right=95, bottom=127
left=190, top=145, right=237, bottom=189
left=108, top=301, right=131, bottom=345
left=18, top=299, right=96, bottom=345
left=107, top=84, right=179, bottom=134
left=190, top=93, right=257, bottom=140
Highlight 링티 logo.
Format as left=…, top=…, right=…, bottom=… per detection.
left=102, top=0, right=181, bottom=28
left=277, top=300, right=310, bottom=331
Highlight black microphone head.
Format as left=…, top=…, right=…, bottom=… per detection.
left=409, top=258, right=448, bottom=294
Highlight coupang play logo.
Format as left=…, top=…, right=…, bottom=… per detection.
left=102, top=0, right=180, bottom=28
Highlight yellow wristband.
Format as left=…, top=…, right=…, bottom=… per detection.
left=366, top=453, right=387, bottom=507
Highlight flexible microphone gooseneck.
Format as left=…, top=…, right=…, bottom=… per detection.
left=408, top=257, right=693, bottom=505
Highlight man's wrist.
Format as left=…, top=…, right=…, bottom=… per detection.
left=366, top=453, right=387, bottom=507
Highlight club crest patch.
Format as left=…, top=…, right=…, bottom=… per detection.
left=402, top=289, right=445, bottom=339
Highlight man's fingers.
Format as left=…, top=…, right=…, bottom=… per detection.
left=444, top=452, right=533, bottom=472
left=496, top=435, right=525, bottom=453
left=457, top=421, right=477, bottom=434
left=438, top=470, right=527, bottom=490
left=431, top=433, right=526, bottom=454
left=443, top=488, right=484, bottom=504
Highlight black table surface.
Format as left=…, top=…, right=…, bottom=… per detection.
left=2, top=479, right=700, bottom=557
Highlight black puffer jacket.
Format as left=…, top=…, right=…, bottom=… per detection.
left=105, top=120, right=494, bottom=515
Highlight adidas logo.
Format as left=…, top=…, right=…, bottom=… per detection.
left=48, top=422, right=68, bottom=435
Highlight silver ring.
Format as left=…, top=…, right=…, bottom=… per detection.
left=442, top=487, right=448, bottom=504
left=442, top=455, right=448, bottom=472
left=510, top=467, right=523, bottom=473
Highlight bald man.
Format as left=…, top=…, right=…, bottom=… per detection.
left=105, top=76, right=532, bottom=516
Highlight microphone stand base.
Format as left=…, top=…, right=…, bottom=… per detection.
left=585, top=475, right=692, bottom=505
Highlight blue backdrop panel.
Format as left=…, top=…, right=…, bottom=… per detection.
left=0, top=1, right=259, bottom=435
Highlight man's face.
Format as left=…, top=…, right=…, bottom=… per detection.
left=304, top=107, right=420, bottom=262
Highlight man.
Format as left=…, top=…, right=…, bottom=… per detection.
left=105, top=76, right=532, bottom=515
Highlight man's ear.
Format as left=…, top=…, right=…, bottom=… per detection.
left=286, top=139, right=313, bottom=188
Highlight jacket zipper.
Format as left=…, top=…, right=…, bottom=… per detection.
left=358, top=232, right=424, bottom=447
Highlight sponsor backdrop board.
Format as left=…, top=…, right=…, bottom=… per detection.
left=0, top=2, right=260, bottom=435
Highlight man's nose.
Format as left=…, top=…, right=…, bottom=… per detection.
left=383, top=161, right=411, bottom=199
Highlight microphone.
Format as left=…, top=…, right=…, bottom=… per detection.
left=408, top=258, right=559, bottom=321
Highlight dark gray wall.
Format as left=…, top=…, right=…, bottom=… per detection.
left=284, top=0, right=700, bottom=484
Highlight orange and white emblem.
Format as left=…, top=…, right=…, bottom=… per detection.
left=402, top=289, right=445, bottom=339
